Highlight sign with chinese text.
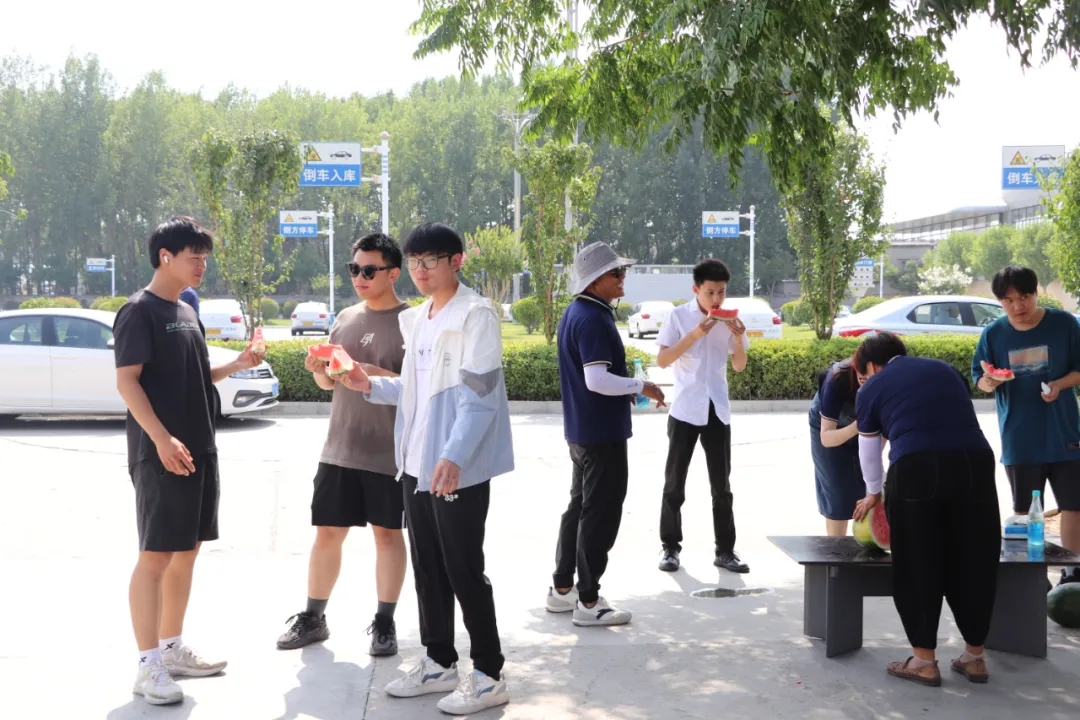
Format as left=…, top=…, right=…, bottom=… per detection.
left=701, top=211, right=740, bottom=238
left=299, top=142, right=363, bottom=187
left=279, top=211, right=319, bottom=238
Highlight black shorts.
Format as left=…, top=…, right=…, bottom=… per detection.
left=1006, top=460, right=1080, bottom=512
left=131, top=453, right=220, bottom=553
left=311, top=463, right=406, bottom=529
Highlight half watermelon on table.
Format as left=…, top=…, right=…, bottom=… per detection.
left=854, top=504, right=891, bottom=552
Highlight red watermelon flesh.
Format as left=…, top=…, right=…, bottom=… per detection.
left=251, top=326, right=266, bottom=353
left=853, top=504, right=891, bottom=552
left=327, top=348, right=355, bottom=377
left=980, top=360, right=1014, bottom=381
left=308, top=343, right=342, bottom=361
left=708, top=307, right=739, bottom=321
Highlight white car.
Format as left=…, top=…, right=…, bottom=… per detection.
left=291, top=301, right=331, bottom=336
left=628, top=301, right=676, bottom=338
left=0, top=308, right=279, bottom=422
left=722, top=297, right=783, bottom=340
left=200, top=298, right=249, bottom=341
left=832, top=295, right=1004, bottom=338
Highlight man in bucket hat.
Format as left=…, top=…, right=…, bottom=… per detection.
left=545, top=242, right=665, bottom=626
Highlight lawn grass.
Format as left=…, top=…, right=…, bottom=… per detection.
left=264, top=318, right=291, bottom=327
left=781, top=324, right=817, bottom=341
left=501, top=322, right=547, bottom=345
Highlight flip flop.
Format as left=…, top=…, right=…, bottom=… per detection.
left=887, top=657, right=941, bottom=687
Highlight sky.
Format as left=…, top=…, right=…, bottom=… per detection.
left=3, top=2, right=1079, bottom=223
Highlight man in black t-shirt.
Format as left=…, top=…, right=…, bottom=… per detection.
left=114, top=216, right=264, bottom=706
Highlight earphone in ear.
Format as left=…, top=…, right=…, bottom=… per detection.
left=163, top=256, right=170, bottom=265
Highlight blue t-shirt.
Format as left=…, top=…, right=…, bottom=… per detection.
left=972, top=308, right=1080, bottom=466
left=856, top=355, right=990, bottom=465
left=558, top=293, right=632, bottom=445
left=179, top=287, right=200, bottom=316
left=818, top=360, right=857, bottom=426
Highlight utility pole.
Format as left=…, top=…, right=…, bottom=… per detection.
left=319, top=204, right=336, bottom=314
left=497, top=109, right=536, bottom=233
left=564, top=0, right=579, bottom=236
left=740, top=205, right=756, bottom=298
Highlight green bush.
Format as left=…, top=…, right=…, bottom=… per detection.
left=53, top=296, right=83, bottom=309
left=260, top=297, right=281, bottom=320
left=1037, top=295, right=1064, bottom=310
left=852, top=295, right=888, bottom=314
left=613, top=303, right=632, bottom=323
left=407, top=296, right=426, bottom=307
left=95, top=296, right=128, bottom=313
left=511, top=296, right=543, bottom=334
left=282, top=300, right=299, bottom=318
left=19, top=297, right=57, bottom=309
left=780, top=298, right=813, bottom=326
left=672, top=299, right=689, bottom=307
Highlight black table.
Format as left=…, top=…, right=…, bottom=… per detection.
left=769, top=535, right=1080, bottom=659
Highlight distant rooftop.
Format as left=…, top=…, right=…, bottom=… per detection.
left=888, top=203, right=1045, bottom=245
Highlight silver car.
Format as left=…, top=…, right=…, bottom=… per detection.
left=832, top=295, right=1004, bottom=338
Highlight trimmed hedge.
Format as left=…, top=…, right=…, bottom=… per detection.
left=211, top=334, right=988, bottom=403
left=852, top=295, right=888, bottom=314
left=20, top=296, right=83, bottom=310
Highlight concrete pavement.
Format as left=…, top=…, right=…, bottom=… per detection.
left=2, top=412, right=1078, bottom=719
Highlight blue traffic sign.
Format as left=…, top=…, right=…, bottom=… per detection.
left=279, top=211, right=319, bottom=238
left=855, top=257, right=875, bottom=268
left=1001, top=166, right=1063, bottom=190
left=299, top=142, right=363, bottom=188
left=85, top=258, right=107, bottom=273
left=701, top=211, right=740, bottom=239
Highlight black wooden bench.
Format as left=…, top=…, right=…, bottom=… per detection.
left=769, top=535, right=1080, bottom=659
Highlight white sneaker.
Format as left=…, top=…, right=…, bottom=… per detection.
left=572, top=596, right=632, bottom=627
left=132, top=663, right=184, bottom=705
left=545, top=585, right=579, bottom=613
left=162, top=644, right=227, bottom=677
left=437, top=669, right=510, bottom=715
left=384, top=657, right=460, bottom=698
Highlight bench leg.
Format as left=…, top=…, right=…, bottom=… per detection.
left=985, top=564, right=1048, bottom=659
left=825, top=566, right=865, bottom=658
left=804, top=565, right=826, bottom=639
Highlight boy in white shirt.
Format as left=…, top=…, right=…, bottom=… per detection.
left=655, top=259, right=750, bottom=573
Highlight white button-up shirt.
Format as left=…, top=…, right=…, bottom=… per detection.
left=656, top=301, right=751, bottom=426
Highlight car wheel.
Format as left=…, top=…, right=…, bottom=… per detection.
left=630, top=323, right=638, bottom=339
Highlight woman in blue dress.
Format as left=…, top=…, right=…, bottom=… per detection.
left=808, top=354, right=866, bottom=536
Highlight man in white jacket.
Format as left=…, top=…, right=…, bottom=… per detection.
left=340, top=222, right=514, bottom=716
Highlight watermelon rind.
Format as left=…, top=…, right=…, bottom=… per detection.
left=853, top=505, right=891, bottom=552
left=326, top=349, right=354, bottom=377
left=1047, top=583, right=1080, bottom=629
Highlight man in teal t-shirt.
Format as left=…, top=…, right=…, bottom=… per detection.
left=973, top=266, right=1080, bottom=587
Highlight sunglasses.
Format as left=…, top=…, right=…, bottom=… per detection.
left=346, top=262, right=395, bottom=280
left=406, top=254, right=453, bottom=271
left=606, top=267, right=628, bottom=279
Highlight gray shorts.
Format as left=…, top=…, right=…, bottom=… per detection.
left=131, top=453, right=220, bottom=552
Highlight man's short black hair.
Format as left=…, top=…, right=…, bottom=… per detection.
left=854, top=331, right=908, bottom=374
left=351, top=232, right=402, bottom=269
left=149, top=216, right=214, bottom=269
left=402, top=222, right=465, bottom=257
left=991, top=265, right=1039, bottom=299
left=693, top=258, right=731, bottom=286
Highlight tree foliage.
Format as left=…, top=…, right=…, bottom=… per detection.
left=918, top=263, right=972, bottom=295
left=0, top=149, right=12, bottom=247
left=191, top=129, right=301, bottom=332
left=514, top=141, right=602, bottom=344
left=1047, top=148, right=1080, bottom=300
left=782, top=121, right=887, bottom=340
left=925, top=224, right=1058, bottom=287
left=462, top=225, right=523, bottom=303
left=411, top=1, right=1079, bottom=192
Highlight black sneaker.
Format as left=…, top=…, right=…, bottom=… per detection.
left=277, top=612, right=330, bottom=650
left=658, top=550, right=680, bottom=572
left=714, top=551, right=750, bottom=574
left=367, top=614, right=398, bottom=657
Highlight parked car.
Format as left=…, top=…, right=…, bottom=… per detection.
left=832, top=295, right=1004, bottom=338
left=0, top=308, right=278, bottom=422
left=722, top=297, right=783, bottom=340
left=291, top=301, right=331, bottom=336
left=628, top=301, right=676, bottom=338
left=200, top=298, right=249, bottom=341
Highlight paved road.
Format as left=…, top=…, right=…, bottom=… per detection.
left=2, top=412, right=1076, bottom=718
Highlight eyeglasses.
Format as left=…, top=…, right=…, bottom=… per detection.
left=606, top=267, right=628, bottom=279
left=346, top=262, right=395, bottom=280
left=406, top=254, right=452, bottom=271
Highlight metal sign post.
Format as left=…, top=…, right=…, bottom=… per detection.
left=318, top=204, right=336, bottom=315
left=740, top=206, right=756, bottom=297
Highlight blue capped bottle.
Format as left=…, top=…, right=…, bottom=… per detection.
left=633, top=359, right=650, bottom=408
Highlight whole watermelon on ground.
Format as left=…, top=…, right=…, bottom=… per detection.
left=853, top=505, right=891, bottom=552
left=1047, top=583, right=1080, bottom=629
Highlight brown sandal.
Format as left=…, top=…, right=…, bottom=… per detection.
left=887, top=657, right=942, bottom=687
left=951, top=656, right=989, bottom=684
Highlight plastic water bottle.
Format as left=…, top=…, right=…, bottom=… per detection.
left=633, top=359, right=650, bottom=408
left=1028, top=490, right=1045, bottom=551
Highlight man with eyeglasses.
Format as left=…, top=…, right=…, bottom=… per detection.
left=546, top=242, right=665, bottom=627
left=276, top=233, right=410, bottom=657
left=338, top=222, right=515, bottom=715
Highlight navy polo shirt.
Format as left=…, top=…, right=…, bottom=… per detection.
left=856, top=355, right=989, bottom=464
left=558, top=293, right=632, bottom=445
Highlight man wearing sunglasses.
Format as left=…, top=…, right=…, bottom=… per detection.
left=276, top=233, right=410, bottom=659
left=546, top=242, right=665, bottom=628
left=337, top=222, right=514, bottom=715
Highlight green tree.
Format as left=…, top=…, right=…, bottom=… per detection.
left=885, top=258, right=923, bottom=295
left=191, top=128, right=302, bottom=334
left=515, top=141, right=602, bottom=343
left=411, top=1, right=1077, bottom=191
left=925, top=231, right=975, bottom=271
left=1010, top=223, right=1057, bottom=288
left=1047, top=148, right=1080, bottom=300
left=0, top=150, right=12, bottom=247
left=782, top=121, right=887, bottom=339
left=968, top=226, right=1015, bottom=279
left=462, top=225, right=523, bottom=303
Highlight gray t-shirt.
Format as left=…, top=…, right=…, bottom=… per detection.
left=319, top=302, right=407, bottom=475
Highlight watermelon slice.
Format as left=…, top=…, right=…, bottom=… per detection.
left=307, top=343, right=342, bottom=361
left=251, top=325, right=266, bottom=353
left=853, top=504, right=891, bottom=552
left=708, top=306, right=740, bottom=322
left=327, top=348, right=355, bottom=377
left=980, top=360, right=1015, bottom=382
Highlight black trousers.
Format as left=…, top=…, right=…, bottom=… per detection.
left=553, top=441, right=629, bottom=604
left=886, top=448, right=1000, bottom=650
left=402, top=475, right=503, bottom=679
left=660, top=405, right=735, bottom=555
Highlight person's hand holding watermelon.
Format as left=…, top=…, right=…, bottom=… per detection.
left=852, top=492, right=881, bottom=523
